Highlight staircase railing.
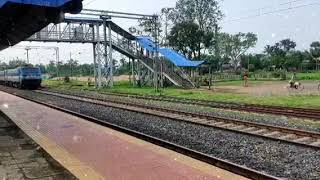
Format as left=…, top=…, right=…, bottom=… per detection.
left=109, top=35, right=195, bottom=88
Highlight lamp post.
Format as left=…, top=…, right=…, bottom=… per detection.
left=25, top=47, right=31, bottom=64
left=54, top=47, right=60, bottom=78
left=69, top=51, right=81, bottom=78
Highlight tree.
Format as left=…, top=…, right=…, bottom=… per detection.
left=161, top=8, right=175, bottom=46
left=219, top=32, right=258, bottom=71
left=115, top=58, right=130, bottom=75
left=171, top=0, right=223, bottom=31
left=280, top=39, right=296, bottom=52
left=240, top=54, right=265, bottom=72
left=46, top=61, right=57, bottom=76
left=168, top=21, right=204, bottom=59
left=36, top=64, right=46, bottom=74
left=66, top=59, right=78, bottom=77
left=0, top=61, right=7, bottom=70
left=7, top=59, right=29, bottom=69
left=169, top=0, right=223, bottom=59
left=138, top=18, right=162, bottom=36
left=264, top=39, right=297, bottom=69
left=284, top=51, right=304, bottom=70
left=136, top=8, right=174, bottom=46
left=310, top=41, right=320, bottom=70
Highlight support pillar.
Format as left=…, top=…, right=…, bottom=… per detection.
left=101, top=17, right=114, bottom=88
left=95, top=24, right=103, bottom=89
left=137, top=60, right=141, bottom=87
left=108, top=21, right=114, bottom=87
left=93, top=43, right=97, bottom=88
left=131, top=58, right=136, bottom=86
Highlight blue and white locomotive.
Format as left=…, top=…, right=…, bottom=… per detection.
left=0, top=67, right=42, bottom=89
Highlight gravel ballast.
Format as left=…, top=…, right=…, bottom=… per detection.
left=45, top=88, right=320, bottom=132
left=2, top=87, right=320, bottom=179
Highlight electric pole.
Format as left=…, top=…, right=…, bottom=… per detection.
left=25, top=47, right=31, bottom=64
left=153, top=15, right=159, bottom=93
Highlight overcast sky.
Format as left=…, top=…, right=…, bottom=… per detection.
left=1, top=0, right=319, bottom=65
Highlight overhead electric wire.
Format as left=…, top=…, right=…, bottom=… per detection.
left=84, top=0, right=98, bottom=7
left=234, top=0, right=306, bottom=15
left=223, top=2, right=320, bottom=23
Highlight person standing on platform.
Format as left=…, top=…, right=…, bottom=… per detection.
left=244, top=71, right=249, bottom=87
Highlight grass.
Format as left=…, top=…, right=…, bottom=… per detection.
left=43, top=80, right=320, bottom=109
left=212, top=80, right=269, bottom=87
left=298, top=72, right=320, bottom=80
left=290, top=72, right=320, bottom=80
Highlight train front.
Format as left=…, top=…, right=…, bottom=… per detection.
left=20, top=67, right=42, bottom=89
left=0, top=0, right=83, bottom=50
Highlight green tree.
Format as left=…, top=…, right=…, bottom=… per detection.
left=310, top=41, right=320, bottom=70
left=284, top=51, right=304, bottom=70
left=169, top=0, right=223, bottom=59
left=115, top=58, right=130, bottom=75
left=168, top=21, right=204, bottom=59
left=0, top=62, right=7, bottom=70
left=240, top=54, right=265, bottom=71
left=46, top=61, right=57, bottom=76
left=36, top=64, right=46, bottom=74
left=264, top=39, right=297, bottom=69
left=171, top=0, right=223, bottom=31
left=310, top=41, right=320, bottom=57
left=7, top=59, right=29, bottom=69
left=219, top=32, right=258, bottom=71
left=66, top=59, right=78, bottom=77
left=280, top=39, right=297, bottom=52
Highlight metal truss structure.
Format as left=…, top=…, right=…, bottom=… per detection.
left=26, top=9, right=196, bottom=89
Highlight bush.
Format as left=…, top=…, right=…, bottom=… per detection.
left=64, top=76, right=70, bottom=83
left=271, top=70, right=287, bottom=80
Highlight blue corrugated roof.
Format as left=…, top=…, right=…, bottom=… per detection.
left=136, top=36, right=155, bottom=52
left=0, top=0, right=73, bottom=8
left=136, top=36, right=204, bottom=67
left=0, top=0, right=82, bottom=50
left=159, top=48, right=204, bottom=67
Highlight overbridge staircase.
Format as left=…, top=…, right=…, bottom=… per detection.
left=109, top=35, right=196, bottom=88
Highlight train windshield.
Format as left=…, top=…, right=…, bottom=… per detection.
left=21, top=68, right=41, bottom=75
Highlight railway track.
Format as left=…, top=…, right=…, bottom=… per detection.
left=44, top=89, right=320, bottom=120
left=36, top=90, right=320, bottom=149
left=0, top=88, right=280, bottom=180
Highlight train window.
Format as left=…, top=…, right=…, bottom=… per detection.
left=21, top=68, right=41, bottom=74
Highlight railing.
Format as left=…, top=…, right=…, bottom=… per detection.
left=27, top=23, right=196, bottom=88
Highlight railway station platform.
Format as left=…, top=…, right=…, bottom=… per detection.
left=0, top=91, right=247, bottom=180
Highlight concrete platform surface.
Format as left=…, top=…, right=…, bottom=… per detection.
left=0, top=91, right=247, bottom=180
left=0, top=111, right=76, bottom=180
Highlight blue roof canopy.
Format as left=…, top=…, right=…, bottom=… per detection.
left=136, top=36, right=155, bottom=52
left=0, top=0, right=82, bottom=50
left=0, top=0, right=74, bottom=8
left=159, top=48, right=204, bottom=67
left=136, top=36, right=204, bottom=67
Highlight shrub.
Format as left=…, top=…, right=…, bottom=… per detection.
left=64, top=76, right=70, bottom=83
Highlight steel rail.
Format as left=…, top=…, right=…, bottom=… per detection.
left=36, top=90, right=320, bottom=150
left=46, top=89, right=320, bottom=120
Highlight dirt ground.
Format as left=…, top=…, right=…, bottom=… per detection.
left=67, top=75, right=129, bottom=82
left=205, top=81, right=320, bottom=96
